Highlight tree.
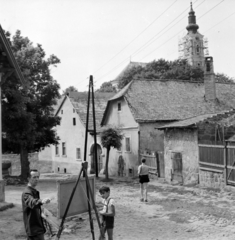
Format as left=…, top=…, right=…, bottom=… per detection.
left=2, top=30, right=61, bottom=179
left=117, top=59, right=204, bottom=89
left=100, top=126, right=123, bottom=180
left=215, top=73, right=235, bottom=83
left=62, top=86, right=78, bottom=95
left=96, top=82, right=117, bottom=93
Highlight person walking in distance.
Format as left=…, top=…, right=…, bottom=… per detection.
left=138, top=158, right=150, bottom=202
left=22, top=169, right=51, bottom=240
left=99, top=186, right=115, bottom=240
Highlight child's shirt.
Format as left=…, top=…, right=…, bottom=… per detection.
left=102, top=197, right=115, bottom=214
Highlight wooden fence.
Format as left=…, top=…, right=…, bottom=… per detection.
left=140, top=153, right=158, bottom=177
left=199, top=143, right=235, bottom=185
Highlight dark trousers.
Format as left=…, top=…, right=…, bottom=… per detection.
left=27, top=234, right=45, bottom=240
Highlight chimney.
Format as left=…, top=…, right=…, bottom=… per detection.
left=204, top=57, right=216, bottom=101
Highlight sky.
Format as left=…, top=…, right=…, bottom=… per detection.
left=0, top=0, right=235, bottom=92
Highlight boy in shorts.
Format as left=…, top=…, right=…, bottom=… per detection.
left=99, top=186, right=115, bottom=240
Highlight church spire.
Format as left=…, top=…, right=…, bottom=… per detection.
left=186, top=2, right=199, bottom=33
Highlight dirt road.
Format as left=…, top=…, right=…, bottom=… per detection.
left=1, top=176, right=235, bottom=240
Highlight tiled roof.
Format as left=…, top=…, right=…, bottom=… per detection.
left=157, top=110, right=235, bottom=129
left=102, top=79, right=235, bottom=124
left=69, top=92, right=114, bottom=131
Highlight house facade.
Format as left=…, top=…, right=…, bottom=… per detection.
left=40, top=92, right=114, bottom=175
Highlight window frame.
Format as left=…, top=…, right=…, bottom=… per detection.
left=55, top=144, right=59, bottom=156
left=76, top=147, right=81, bottom=160
left=62, top=142, right=66, bottom=156
left=125, top=136, right=131, bottom=152
left=117, top=102, right=122, bottom=112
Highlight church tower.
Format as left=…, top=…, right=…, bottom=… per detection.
left=179, top=2, right=209, bottom=69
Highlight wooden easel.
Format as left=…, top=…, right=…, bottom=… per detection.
left=55, top=75, right=102, bottom=240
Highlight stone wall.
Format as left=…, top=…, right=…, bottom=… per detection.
left=164, top=128, right=199, bottom=185
left=3, top=153, right=52, bottom=176
left=199, top=169, right=225, bottom=189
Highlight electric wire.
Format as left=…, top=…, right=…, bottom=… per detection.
left=166, top=10, right=235, bottom=59
left=90, top=0, right=225, bottom=87
left=92, top=0, right=178, bottom=75
left=94, top=0, right=201, bottom=83
left=140, top=0, right=225, bottom=61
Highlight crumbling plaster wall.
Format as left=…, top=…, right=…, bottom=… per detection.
left=139, top=123, right=164, bottom=156
left=164, top=128, right=199, bottom=184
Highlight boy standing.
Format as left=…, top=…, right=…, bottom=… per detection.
left=138, top=158, right=150, bottom=202
left=99, top=186, right=115, bottom=240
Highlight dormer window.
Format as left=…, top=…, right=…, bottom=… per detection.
left=118, top=102, right=121, bottom=111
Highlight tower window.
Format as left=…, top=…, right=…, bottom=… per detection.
left=196, top=45, right=199, bottom=53
left=73, top=118, right=76, bottom=125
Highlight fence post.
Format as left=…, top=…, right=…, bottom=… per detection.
left=224, top=141, right=228, bottom=185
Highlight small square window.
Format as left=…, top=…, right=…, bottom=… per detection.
left=125, top=137, right=131, bottom=152
left=76, top=148, right=81, bottom=160
left=118, top=102, right=121, bottom=111
left=73, top=118, right=76, bottom=125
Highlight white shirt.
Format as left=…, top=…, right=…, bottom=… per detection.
left=138, top=164, right=149, bottom=175
left=102, top=197, right=115, bottom=213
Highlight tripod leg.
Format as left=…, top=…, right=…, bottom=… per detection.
left=85, top=167, right=95, bottom=240
left=83, top=165, right=103, bottom=238
left=55, top=166, right=83, bottom=240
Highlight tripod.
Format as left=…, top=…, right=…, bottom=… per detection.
left=55, top=162, right=103, bottom=240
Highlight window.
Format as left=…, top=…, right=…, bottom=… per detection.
left=73, top=109, right=75, bottom=113
left=61, top=110, right=63, bottom=114
left=73, top=118, right=76, bottom=125
left=118, top=102, right=121, bottom=111
left=55, top=144, right=59, bottom=155
left=125, top=137, right=131, bottom=152
left=76, top=148, right=81, bottom=160
left=62, top=142, right=66, bottom=156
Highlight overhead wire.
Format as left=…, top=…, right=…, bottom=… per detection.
left=92, top=0, right=178, bottom=75
left=166, top=10, right=235, bottom=59
left=140, top=0, right=225, bottom=61
left=94, top=0, right=200, bottom=83
left=93, top=0, right=225, bottom=86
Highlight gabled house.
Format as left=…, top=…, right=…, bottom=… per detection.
left=101, top=58, right=235, bottom=178
left=40, top=91, right=114, bottom=175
